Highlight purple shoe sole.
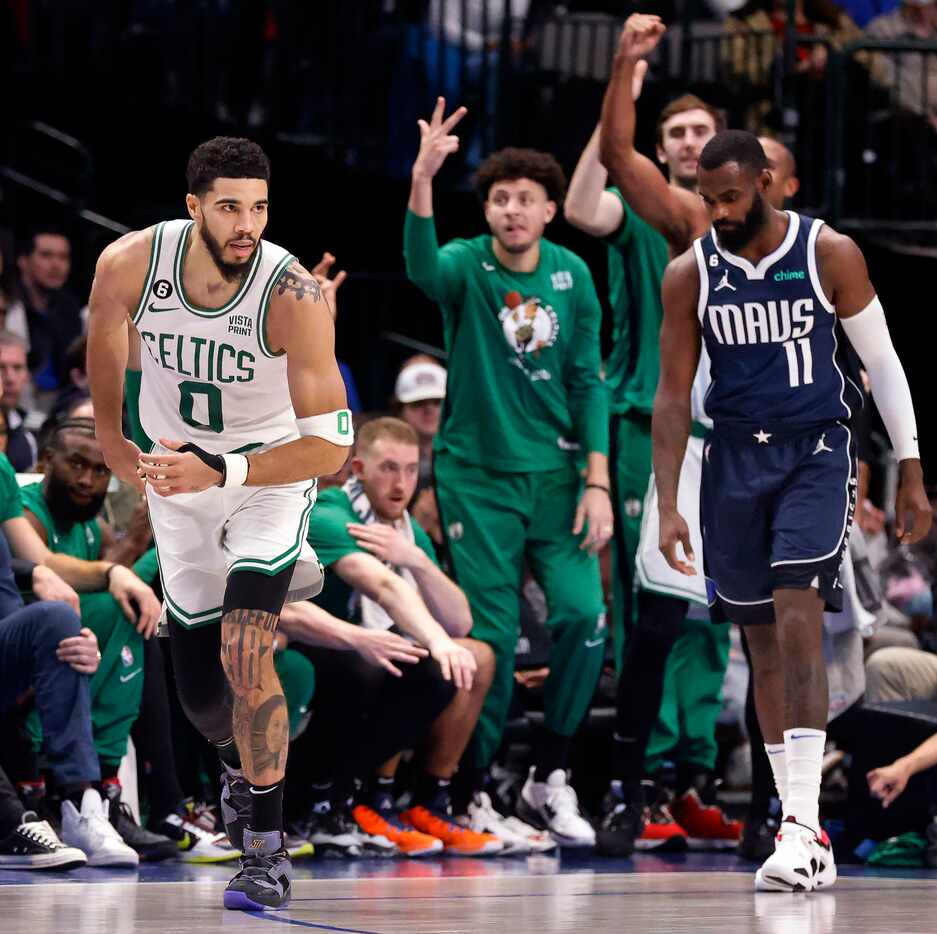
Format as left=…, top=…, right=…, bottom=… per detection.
left=223, top=890, right=290, bottom=911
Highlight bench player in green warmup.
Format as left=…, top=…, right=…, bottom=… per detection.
left=405, top=99, right=613, bottom=847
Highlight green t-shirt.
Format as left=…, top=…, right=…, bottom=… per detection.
left=20, top=481, right=102, bottom=561
left=404, top=211, right=608, bottom=472
left=307, top=486, right=439, bottom=622
left=0, top=453, right=23, bottom=523
left=604, top=190, right=670, bottom=418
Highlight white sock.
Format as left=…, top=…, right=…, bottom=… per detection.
left=783, top=727, right=825, bottom=832
left=764, top=743, right=788, bottom=813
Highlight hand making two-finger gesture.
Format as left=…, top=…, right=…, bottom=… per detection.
left=412, top=97, right=468, bottom=182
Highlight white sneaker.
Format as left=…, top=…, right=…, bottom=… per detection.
left=755, top=818, right=834, bottom=892
left=500, top=815, right=558, bottom=854
left=163, top=813, right=241, bottom=863
left=61, top=789, right=139, bottom=868
left=460, top=791, right=531, bottom=856
left=516, top=768, right=596, bottom=848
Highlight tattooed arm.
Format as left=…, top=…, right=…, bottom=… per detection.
left=220, top=607, right=291, bottom=785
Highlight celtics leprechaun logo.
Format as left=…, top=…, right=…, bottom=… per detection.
left=499, top=291, right=559, bottom=358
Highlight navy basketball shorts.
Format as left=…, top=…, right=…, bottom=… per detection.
left=700, top=421, right=857, bottom=625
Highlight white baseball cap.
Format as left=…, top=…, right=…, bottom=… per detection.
left=395, top=361, right=447, bottom=403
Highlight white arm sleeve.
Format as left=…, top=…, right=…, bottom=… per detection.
left=839, top=296, right=919, bottom=461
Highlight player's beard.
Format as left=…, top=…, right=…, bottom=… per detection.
left=45, top=472, right=107, bottom=525
left=199, top=222, right=257, bottom=284
left=714, top=193, right=766, bottom=253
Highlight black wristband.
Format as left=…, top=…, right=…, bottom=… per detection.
left=104, top=563, right=117, bottom=588
left=585, top=483, right=610, bottom=494
left=178, top=442, right=226, bottom=486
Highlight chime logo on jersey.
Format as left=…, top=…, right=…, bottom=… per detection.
left=705, top=298, right=815, bottom=346
left=499, top=291, right=559, bottom=357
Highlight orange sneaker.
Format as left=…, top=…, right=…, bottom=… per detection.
left=352, top=804, right=442, bottom=858
left=400, top=805, right=503, bottom=856
left=634, top=781, right=689, bottom=852
left=670, top=787, right=742, bottom=850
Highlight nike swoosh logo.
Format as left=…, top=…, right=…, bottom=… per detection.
left=788, top=733, right=816, bottom=740
left=148, top=303, right=180, bottom=313
left=249, top=785, right=281, bottom=795
left=119, top=668, right=143, bottom=683
left=584, top=638, right=605, bottom=648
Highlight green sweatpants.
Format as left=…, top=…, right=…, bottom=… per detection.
left=644, top=617, right=731, bottom=774
left=29, top=550, right=159, bottom=766
left=435, top=451, right=607, bottom=769
left=609, top=413, right=653, bottom=671
left=274, top=648, right=316, bottom=737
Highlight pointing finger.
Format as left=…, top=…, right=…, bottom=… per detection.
left=440, top=106, right=468, bottom=133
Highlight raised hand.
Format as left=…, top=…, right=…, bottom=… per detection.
left=617, top=14, right=666, bottom=61
left=310, top=252, right=347, bottom=321
left=412, top=97, right=468, bottom=181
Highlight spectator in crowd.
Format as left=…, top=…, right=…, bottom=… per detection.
left=8, top=227, right=84, bottom=398
left=48, top=335, right=90, bottom=423
left=19, top=416, right=175, bottom=861
left=866, top=645, right=937, bottom=701
left=866, top=0, right=937, bottom=128
left=394, top=355, right=446, bottom=495
left=0, top=331, right=38, bottom=471
left=406, top=107, right=613, bottom=847
left=283, top=417, right=506, bottom=856
left=0, top=523, right=136, bottom=868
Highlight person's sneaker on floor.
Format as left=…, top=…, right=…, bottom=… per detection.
left=737, top=813, right=780, bottom=863
left=283, top=832, right=315, bottom=859
left=595, top=782, right=644, bottom=858
left=101, top=779, right=177, bottom=862
left=461, top=790, right=546, bottom=856
left=353, top=801, right=442, bottom=858
left=755, top=817, right=835, bottom=892
left=670, top=775, right=743, bottom=851
left=634, top=781, right=688, bottom=853
left=224, top=829, right=291, bottom=911
left=291, top=800, right=362, bottom=858
left=401, top=804, right=503, bottom=856
left=516, top=767, right=595, bottom=848
left=61, top=788, right=139, bottom=868
left=219, top=767, right=252, bottom=852
left=0, top=812, right=87, bottom=870
left=499, top=814, right=558, bottom=853
left=157, top=802, right=240, bottom=863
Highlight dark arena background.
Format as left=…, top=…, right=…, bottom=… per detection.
left=2, top=2, right=937, bottom=933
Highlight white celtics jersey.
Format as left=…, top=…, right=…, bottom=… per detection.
left=132, top=219, right=298, bottom=455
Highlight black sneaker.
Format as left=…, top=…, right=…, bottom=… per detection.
left=0, top=812, right=87, bottom=870
left=219, top=768, right=252, bottom=852
left=595, top=783, right=644, bottom=858
left=102, top=782, right=177, bottom=862
left=737, top=814, right=780, bottom=863
left=290, top=801, right=361, bottom=858
left=224, top=829, right=291, bottom=911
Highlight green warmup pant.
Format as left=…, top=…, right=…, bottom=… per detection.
left=274, top=648, right=316, bottom=738
left=644, top=617, right=731, bottom=775
left=609, top=413, right=653, bottom=671
left=29, top=550, right=159, bottom=767
left=435, top=451, right=607, bottom=770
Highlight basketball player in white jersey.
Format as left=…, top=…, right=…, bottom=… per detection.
left=86, top=137, right=354, bottom=911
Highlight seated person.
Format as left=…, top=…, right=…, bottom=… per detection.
left=0, top=528, right=136, bottom=868
left=13, top=417, right=173, bottom=861
left=281, top=417, right=510, bottom=856
left=866, top=645, right=937, bottom=703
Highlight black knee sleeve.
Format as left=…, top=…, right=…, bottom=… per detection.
left=168, top=615, right=233, bottom=743
left=223, top=566, right=294, bottom=617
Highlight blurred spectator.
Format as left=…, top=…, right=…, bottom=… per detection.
left=48, top=335, right=90, bottom=423
left=8, top=227, right=84, bottom=399
left=867, top=646, right=937, bottom=701
left=0, top=332, right=38, bottom=471
left=394, top=355, right=446, bottom=493
left=866, top=0, right=937, bottom=129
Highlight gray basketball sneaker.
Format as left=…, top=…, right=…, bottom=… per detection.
left=219, top=767, right=252, bottom=852
left=224, top=829, right=292, bottom=911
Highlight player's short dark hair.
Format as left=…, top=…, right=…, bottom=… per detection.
left=65, top=334, right=88, bottom=376
left=699, top=130, right=768, bottom=176
left=473, top=147, right=567, bottom=205
left=186, top=137, right=271, bottom=197
left=39, top=416, right=96, bottom=455
left=656, top=94, right=725, bottom=147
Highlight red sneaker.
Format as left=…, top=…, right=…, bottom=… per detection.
left=634, top=782, right=688, bottom=852
left=671, top=787, right=743, bottom=851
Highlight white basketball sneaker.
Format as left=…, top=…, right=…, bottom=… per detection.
left=61, top=788, right=139, bottom=868
left=516, top=768, right=595, bottom=848
left=755, top=817, right=835, bottom=892
left=460, top=791, right=531, bottom=856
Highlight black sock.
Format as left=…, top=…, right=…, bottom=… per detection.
left=610, top=732, right=644, bottom=784
left=248, top=779, right=285, bottom=833
left=98, top=760, right=120, bottom=783
left=534, top=729, right=571, bottom=782
left=215, top=739, right=242, bottom=772
left=370, top=776, right=396, bottom=809
left=61, top=783, right=91, bottom=808
left=413, top=773, right=452, bottom=813
left=309, top=781, right=333, bottom=809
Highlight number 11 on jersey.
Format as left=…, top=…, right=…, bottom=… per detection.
left=783, top=338, right=813, bottom=388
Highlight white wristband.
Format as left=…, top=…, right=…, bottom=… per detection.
left=221, top=454, right=249, bottom=488
left=296, top=409, right=354, bottom=447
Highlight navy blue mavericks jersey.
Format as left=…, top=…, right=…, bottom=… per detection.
left=693, top=212, right=863, bottom=427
